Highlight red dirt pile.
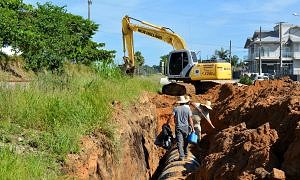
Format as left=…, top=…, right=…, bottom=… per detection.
left=189, top=77, right=300, bottom=179
left=196, top=122, right=279, bottom=179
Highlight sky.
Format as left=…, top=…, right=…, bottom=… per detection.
left=23, top=0, right=300, bottom=66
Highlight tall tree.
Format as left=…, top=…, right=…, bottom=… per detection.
left=215, top=47, right=229, bottom=61
left=134, top=51, right=144, bottom=67
left=231, top=55, right=239, bottom=67
left=159, top=54, right=168, bottom=73
left=160, top=54, right=168, bottom=66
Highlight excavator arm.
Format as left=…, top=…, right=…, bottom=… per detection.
left=122, top=15, right=187, bottom=73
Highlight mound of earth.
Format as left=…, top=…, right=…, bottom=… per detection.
left=195, top=122, right=279, bottom=179
left=189, top=77, right=300, bottom=179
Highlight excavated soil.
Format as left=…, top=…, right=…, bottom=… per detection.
left=189, top=77, right=300, bottom=179
left=154, top=77, right=300, bottom=179
left=63, top=92, right=165, bottom=179
left=63, top=77, right=300, bottom=179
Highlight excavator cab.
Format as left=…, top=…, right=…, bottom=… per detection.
left=167, top=50, right=197, bottom=80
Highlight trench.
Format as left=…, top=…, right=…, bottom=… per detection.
left=64, top=78, right=300, bottom=179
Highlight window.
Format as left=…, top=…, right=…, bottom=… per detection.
left=265, top=47, right=270, bottom=57
left=191, top=51, right=198, bottom=63
left=169, top=52, right=189, bottom=75
left=283, top=47, right=291, bottom=57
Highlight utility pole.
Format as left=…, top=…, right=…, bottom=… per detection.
left=229, top=40, right=232, bottom=65
left=278, top=22, right=285, bottom=74
left=88, top=0, right=92, bottom=20
left=259, top=26, right=262, bottom=75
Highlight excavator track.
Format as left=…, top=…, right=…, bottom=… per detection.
left=162, top=83, right=187, bottom=96
left=193, top=81, right=219, bottom=94
left=162, top=81, right=219, bottom=96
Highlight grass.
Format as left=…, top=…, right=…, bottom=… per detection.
left=0, top=147, right=57, bottom=180
left=0, top=63, right=161, bottom=178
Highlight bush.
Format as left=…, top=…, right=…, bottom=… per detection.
left=239, top=74, right=253, bottom=85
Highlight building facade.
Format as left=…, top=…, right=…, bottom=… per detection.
left=244, top=24, right=300, bottom=80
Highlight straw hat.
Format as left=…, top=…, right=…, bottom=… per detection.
left=185, top=95, right=191, bottom=102
left=201, top=101, right=212, bottom=110
left=177, top=96, right=190, bottom=104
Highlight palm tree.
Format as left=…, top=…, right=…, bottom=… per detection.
left=215, top=48, right=229, bottom=61
left=159, top=54, right=168, bottom=73
left=134, top=51, right=145, bottom=67
left=231, top=55, right=239, bottom=67
left=134, top=51, right=145, bottom=75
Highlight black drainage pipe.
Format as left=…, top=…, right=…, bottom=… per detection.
left=157, top=146, right=200, bottom=180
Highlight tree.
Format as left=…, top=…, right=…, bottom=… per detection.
left=0, top=1, right=116, bottom=72
left=231, top=55, right=239, bottom=67
left=152, top=65, right=160, bottom=73
left=134, top=51, right=144, bottom=67
left=160, top=55, right=168, bottom=65
left=210, top=55, right=217, bottom=60
left=159, top=54, right=168, bottom=73
left=215, top=47, right=229, bottom=61
left=211, top=48, right=240, bottom=67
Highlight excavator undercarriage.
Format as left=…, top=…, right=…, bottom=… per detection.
left=162, top=81, right=219, bottom=96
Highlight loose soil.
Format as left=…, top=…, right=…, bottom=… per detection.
left=63, top=77, right=300, bottom=179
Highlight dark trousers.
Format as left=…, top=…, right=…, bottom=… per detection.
left=176, top=126, right=189, bottom=159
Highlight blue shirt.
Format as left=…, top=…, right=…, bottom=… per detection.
left=173, top=105, right=192, bottom=128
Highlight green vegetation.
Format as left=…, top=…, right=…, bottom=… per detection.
left=134, top=51, right=145, bottom=67
left=0, top=64, right=160, bottom=178
left=0, top=147, right=57, bottom=180
left=0, top=1, right=115, bottom=72
left=0, top=1, right=161, bottom=178
left=211, top=48, right=239, bottom=67
left=239, top=74, right=253, bottom=85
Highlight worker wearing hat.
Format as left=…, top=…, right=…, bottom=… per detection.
left=190, top=100, right=215, bottom=141
left=171, top=96, right=194, bottom=161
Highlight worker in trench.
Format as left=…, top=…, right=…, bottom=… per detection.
left=171, top=96, right=194, bottom=161
left=188, top=97, right=215, bottom=142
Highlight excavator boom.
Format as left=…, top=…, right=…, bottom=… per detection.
left=121, top=15, right=232, bottom=95
left=122, top=15, right=187, bottom=73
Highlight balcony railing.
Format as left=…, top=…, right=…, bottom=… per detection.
left=246, top=51, right=300, bottom=60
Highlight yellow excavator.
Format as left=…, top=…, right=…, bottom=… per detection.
left=122, top=15, right=232, bottom=94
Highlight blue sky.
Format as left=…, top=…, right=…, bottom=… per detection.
left=23, top=0, right=300, bottom=66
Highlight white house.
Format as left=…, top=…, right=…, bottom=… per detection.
left=244, top=23, right=300, bottom=80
